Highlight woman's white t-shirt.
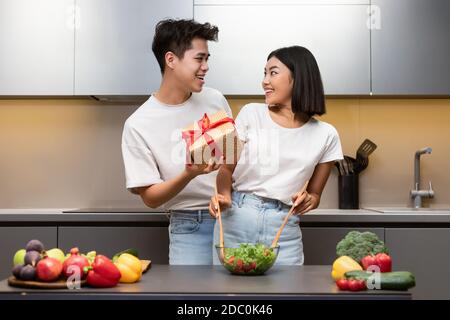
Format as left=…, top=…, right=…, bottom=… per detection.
left=232, top=103, right=343, bottom=205
left=121, top=87, right=232, bottom=211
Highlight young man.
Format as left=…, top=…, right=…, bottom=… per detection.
left=121, top=19, right=232, bottom=265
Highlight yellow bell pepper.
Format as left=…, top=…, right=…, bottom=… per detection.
left=114, top=253, right=142, bottom=283
left=331, top=255, right=362, bottom=280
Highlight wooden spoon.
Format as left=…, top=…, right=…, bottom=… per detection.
left=214, top=185, right=225, bottom=261
left=271, top=180, right=310, bottom=248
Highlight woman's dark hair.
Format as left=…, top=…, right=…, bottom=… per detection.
left=268, top=46, right=325, bottom=116
left=152, top=19, right=219, bottom=74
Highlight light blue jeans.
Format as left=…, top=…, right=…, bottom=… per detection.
left=213, top=192, right=304, bottom=265
left=168, top=210, right=215, bottom=265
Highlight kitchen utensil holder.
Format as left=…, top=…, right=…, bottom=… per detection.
left=338, top=174, right=359, bottom=209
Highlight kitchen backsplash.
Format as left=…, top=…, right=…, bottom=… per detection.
left=0, top=98, right=449, bottom=209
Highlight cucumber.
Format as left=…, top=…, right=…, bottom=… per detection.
left=112, top=248, right=139, bottom=262
left=344, top=270, right=416, bottom=290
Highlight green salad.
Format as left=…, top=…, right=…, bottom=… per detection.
left=222, top=243, right=277, bottom=275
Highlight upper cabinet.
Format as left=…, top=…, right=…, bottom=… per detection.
left=2, top=0, right=449, bottom=96
left=0, top=0, right=75, bottom=95
left=194, top=0, right=371, bottom=95
left=371, top=0, right=450, bottom=95
left=74, top=0, right=193, bottom=95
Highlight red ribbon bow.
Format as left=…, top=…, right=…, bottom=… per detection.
left=182, top=113, right=235, bottom=164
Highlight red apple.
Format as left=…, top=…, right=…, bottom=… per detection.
left=36, top=256, right=63, bottom=282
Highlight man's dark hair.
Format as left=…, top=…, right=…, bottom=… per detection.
left=152, top=19, right=219, bottom=74
left=268, top=46, right=326, bottom=117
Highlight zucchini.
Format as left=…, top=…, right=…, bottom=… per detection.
left=112, top=248, right=139, bottom=262
left=344, top=270, right=415, bottom=290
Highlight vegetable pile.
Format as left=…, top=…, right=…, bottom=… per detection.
left=221, top=243, right=277, bottom=275
left=332, top=231, right=415, bottom=292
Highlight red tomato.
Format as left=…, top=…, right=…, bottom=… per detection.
left=227, top=256, right=235, bottom=264
left=234, top=259, right=244, bottom=273
left=244, top=261, right=256, bottom=272
left=336, top=279, right=349, bottom=291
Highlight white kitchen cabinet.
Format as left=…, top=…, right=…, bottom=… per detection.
left=194, top=2, right=370, bottom=95
left=74, top=0, right=193, bottom=95
left=371, top=0, right=450, bottom=94
left=0, top=0, right=75, bottom=95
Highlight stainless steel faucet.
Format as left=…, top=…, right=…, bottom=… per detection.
left=410, top=147, right=434, bottom=208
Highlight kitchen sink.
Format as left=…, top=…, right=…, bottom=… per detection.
left=365, top=207, right=450, bottom=214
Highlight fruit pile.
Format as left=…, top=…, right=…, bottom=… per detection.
left=11, top=240, right=143, bottom=288
left=12, top=240, right=63, bottom=282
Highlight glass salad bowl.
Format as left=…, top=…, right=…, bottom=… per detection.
left=216, top=243, right=279, bottom=275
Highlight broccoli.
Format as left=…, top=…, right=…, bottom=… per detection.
left=336, top=231, right=388, bottom=263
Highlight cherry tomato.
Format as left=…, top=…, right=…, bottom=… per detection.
left=348, top=279, right=367, bottom=291
left=336, top=279, right=349, bottom=290
left=357, top=279, right=367, bottom=290
left=227, top=256, right=235, bottom=264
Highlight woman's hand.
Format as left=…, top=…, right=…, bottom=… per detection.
left=208, top=194, right=232, bottom=218
left=291, top=191, right=320, bottom=215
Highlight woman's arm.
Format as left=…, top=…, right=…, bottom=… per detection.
left=209, top=163, right=236, bottom=217
left=293, top=161, right=334, bottom=215
left=217, top=163, right=236, bottom=199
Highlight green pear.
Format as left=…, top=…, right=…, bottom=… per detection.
left=45, top=248, right=66, bottom=263
left=13, top=249, right=26, bottom=266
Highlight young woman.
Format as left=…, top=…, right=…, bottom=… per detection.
left=209, top=46, right=343, bottom=265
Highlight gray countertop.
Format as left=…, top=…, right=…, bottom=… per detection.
left=0, top=265, right=411, bottom=300
left=1, top=208, right=450, bottom=224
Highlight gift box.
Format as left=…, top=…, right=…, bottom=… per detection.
left=182, top=109, right=242, bottom=165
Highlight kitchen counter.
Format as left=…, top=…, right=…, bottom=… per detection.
left=1, top=208, right=450, bottom=226
left=0, top=265, right=411, bottom=300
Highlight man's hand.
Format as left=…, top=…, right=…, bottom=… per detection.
left=291, top=191, right=319, bottom=215
left=208, top=193, right=232, bottom=218
left=185, top=157, right=223, bottom=178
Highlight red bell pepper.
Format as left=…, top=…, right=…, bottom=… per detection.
left=361, top=255, right=377, bottom=270
left=84, top=255, right=121, bottom=288
left=361, top=253, right=392, bottom=272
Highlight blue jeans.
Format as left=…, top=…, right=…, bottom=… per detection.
left=213, top=192, right=304, bottom=265
left=168, top=210, right=215, bottom=265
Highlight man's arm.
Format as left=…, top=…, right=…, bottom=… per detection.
left=137, top=161, right=221, bottom=208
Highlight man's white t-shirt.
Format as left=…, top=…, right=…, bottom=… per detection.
left=232, top=103, right=343, bottom=205
left=122, top=87, right=232, bottom=211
